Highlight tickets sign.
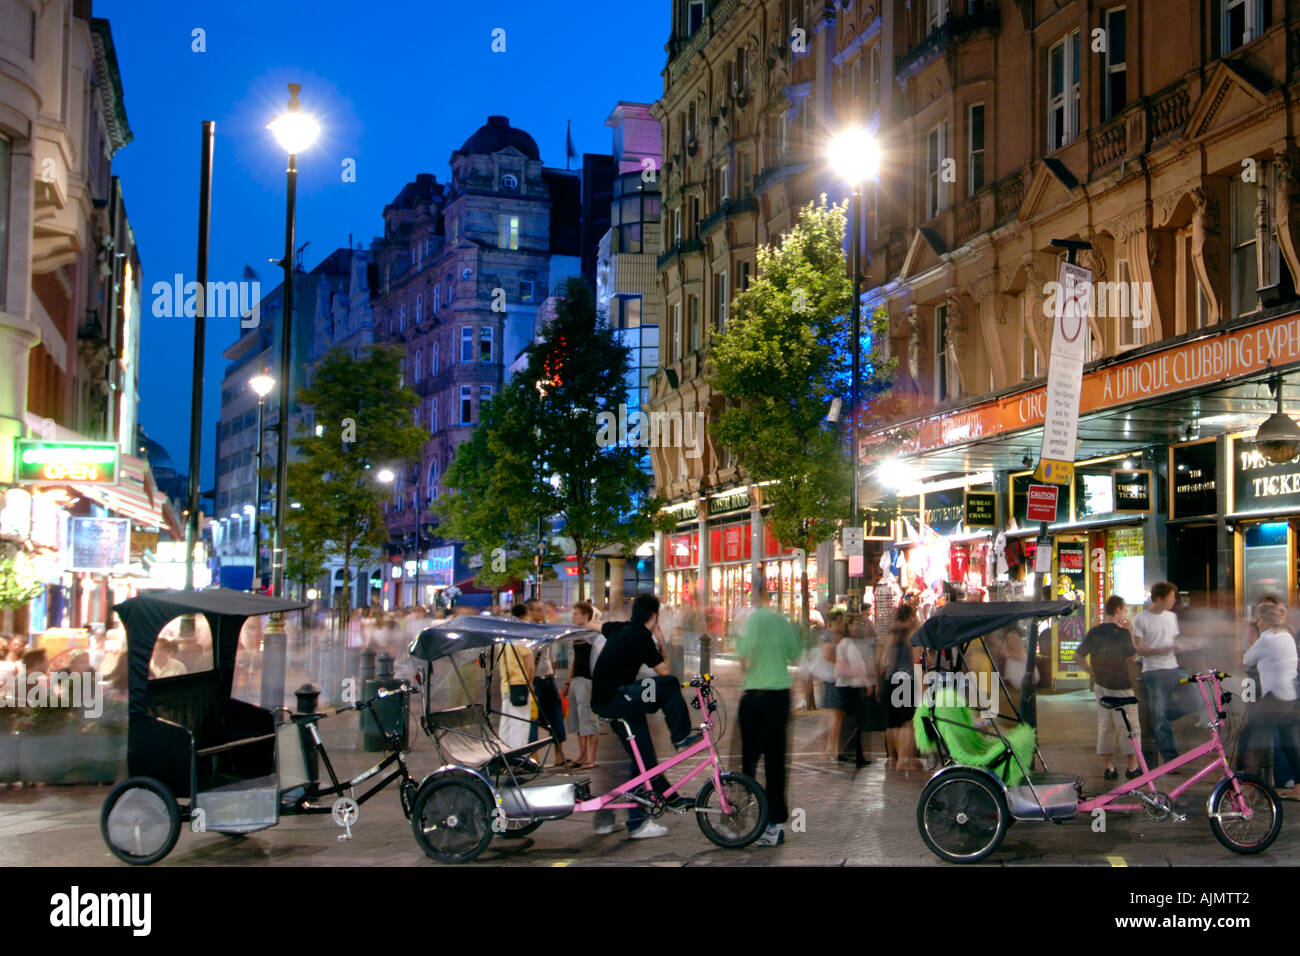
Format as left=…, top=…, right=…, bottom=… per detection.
left=15, top=440, right=119, bottom=485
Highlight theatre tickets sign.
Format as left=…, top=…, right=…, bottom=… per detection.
left=907, top=311, right=1300, bottom=457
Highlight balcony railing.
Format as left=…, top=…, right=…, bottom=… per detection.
left=895, top=7, right=1000, bottom=81
left=656, top=238, right=704, bottom=271
left=699, top=195, right=757, bottom=236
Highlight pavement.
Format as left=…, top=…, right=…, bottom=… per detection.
left=1, top=655, right=1295, bottom=868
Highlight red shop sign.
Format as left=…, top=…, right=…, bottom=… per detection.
left=763, top=526, right=797, bottom=558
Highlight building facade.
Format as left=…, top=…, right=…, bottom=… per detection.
left=370, top=117, right=585, bottom=607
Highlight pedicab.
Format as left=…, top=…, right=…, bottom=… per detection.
left=407, top=614, right=767, bottom=863
left=100, top=589, right=421, bottom=864
left=910, top=601, right=1282, bottom=863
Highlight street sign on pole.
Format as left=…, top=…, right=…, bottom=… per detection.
left=1034, top=535, right=1053, bottom=574
left=1026, top=484, right=1060, bottom=523
left=842, top=526, right=863, bottom=557
left=1034, top=258, right=1092, bottom=486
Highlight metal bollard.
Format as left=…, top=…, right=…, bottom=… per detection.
left=359, top=647, right=376, bottom=685
left=699, top=634, right=711, bottom=676
left=362, top=653, right=408, bottom=752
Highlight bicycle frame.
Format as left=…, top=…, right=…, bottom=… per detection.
left=1077, top=672, right=1253, bottom=818
left=573, top=682, right=734, bottom=817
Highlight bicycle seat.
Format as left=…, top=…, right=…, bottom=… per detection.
left=1099, top=696, right=1138, bottom=709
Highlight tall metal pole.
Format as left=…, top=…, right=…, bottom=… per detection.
left=185, top=121, right=214, bottom=591
left=847, top=185, right=863, bottom=612
left=273, top=151, right=297, bottom=598
left=414, top=467, right=420, bottom=607
left=253, top=393, right=265, bottom=587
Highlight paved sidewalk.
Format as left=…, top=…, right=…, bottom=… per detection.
left=1, top=663, right=1290, bottom=867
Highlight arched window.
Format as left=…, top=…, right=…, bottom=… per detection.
left=427, top=460, right=439, bottom=501
left=414, top=349, right=422, bottom=382
left=433, top=285, right=440, bottom=314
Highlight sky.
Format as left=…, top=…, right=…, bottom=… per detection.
left=99, top=0, right=665, bottom=491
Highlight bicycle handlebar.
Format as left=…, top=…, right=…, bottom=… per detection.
left=333, top=683, right=411, bottom=714
left=1180, top=671, right=1230, bottom=684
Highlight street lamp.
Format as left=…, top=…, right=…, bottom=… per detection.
left=828, top=126, right=881, bottom=613
left=261, top=83, right=318, bottom=712
left=266, top=83, right=319, bottom=599
left=249, top=372, right=275, bottom=588
left=376, top=466, right=420, bottom=608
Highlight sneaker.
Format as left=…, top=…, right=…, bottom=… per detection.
left=1104, top=767, right=1119, bottom=780
left=665, top=794, right=695, bottom=811
left=756, top=824, right=785, bottom=846
left=673, top=732, right=704, bottom=751
left=628, top=820, right=668, bottom=839
left=1125, top=767, right=1143, bottom=779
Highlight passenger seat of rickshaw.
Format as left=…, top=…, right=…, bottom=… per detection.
left=147, top=671, right=276, bottom=789
left=913, top=686, right=1037, bottom=786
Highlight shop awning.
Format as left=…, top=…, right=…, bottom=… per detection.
left=81, top=454, right=183, bottom=538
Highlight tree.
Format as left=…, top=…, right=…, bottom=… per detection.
left=710, top=196, right=899, bottom=627
left=285, top=345, right=427, bottom=625
left=437, top=278, right=672, bottom=601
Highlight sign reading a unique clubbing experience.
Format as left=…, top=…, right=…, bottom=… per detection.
left=1232, top=437, right=1300, bottom=514
left=15, top=440, right=119, bottom=484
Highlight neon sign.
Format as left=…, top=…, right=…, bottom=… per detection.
left=15, top=440, right=119, bottom=485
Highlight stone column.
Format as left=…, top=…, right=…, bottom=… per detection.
left=591, top=556, right=607, bottom=609
left=749, top=494, right=763, bottom=605
left=654, top=529, right=667, bottom=599
left=607, top=556, right=626, bottom=612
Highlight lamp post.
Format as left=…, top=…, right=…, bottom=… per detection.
left=829, top=127, right=880, bottom=612
left=266, top=83, right=319, bottom=598
left=376, top=467, right=400, bottom=604
left=260, top=84, right=318, bottom=712
left=249, top=372, right=275, bottom=588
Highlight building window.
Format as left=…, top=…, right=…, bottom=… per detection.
left=719, top=165, right=730, bottom=202
left=687, top=0, right=704, bottom=37
left=461, top=326, right=474, bottom=363
left=416, top=294, right=423, bottom=323
left=501, top=173, right=518, bottom=191
left=926, top=121, right=948, bottom=220
left=1048, top=30, right=1081, bottom=150
left=399, top=304, right=406, bottom=332
left=449, top=219, right=458, bottom=244
left=1022, top=296, right=1040, bottom=379
left=431, top=341, right=439, bottom=375
left=480, top=385, right=494, bottom=408
left=1103, top=7, right=1127, bottom=119
left=428, top=460, right=439, bottom=501
left=430, top=397, right=438, bottom=432
left=672, top=302, right=683, bottom=362
left=460, top=386, right=473, bottom=425
left=741, top=261, right=751, bottom=290
left=1223, top=0, right=1264, bottom=53
left=414, top=350, right=422, bottom=382
left=1115, top=259, right=1145, bottom=349
left=967, top=103, right=985, bottom=194
left=934, top=303, right=950, bottom=402
left=673, top=207, right=682, bottom=243
left=447, top=278, right=454, bottom=303
left=713, top=271, right=728, bottom=331
left=927, top=0, right=948, bottom=31
left=497, top=215, right=520, bottom=250
left=617, top=295, right=642, bottom=329
left=1231, top=178, right=1259, bottom=319
left=432, top=286, right=439, bottom=314
left=520, top=280, right=535, bottom=303
left=480, top=326, right=494, bottom=363
left=688, top=295, right=700, bottom=352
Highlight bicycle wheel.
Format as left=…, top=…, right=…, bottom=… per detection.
left=1208, top=773, right=1282, bottom=854
left=101, top=777, right=181, bottom=865
left=916, top=769, right=1008, bottom=863
left=695, top=771, right=768, bottom=847
left=410, top=775, right=495, bottom=863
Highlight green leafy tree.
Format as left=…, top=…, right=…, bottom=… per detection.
left=711, top=196, right=899, bottom=627
left=285, top=345, right=426, bottom=624
left=438, top=278, right=672, bottom=601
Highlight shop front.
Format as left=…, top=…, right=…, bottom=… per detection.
left=1228, top=434, right=1300, bottom=611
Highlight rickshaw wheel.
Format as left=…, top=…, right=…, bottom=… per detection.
left=1208, top=773, right=1282, bottom=854
left=101, top=777, right=182, bottom=866
left=695, top=772, right=768, bottom=847
left=400, top=779, right=419, bottom=821
left=917, top=769, right=1009, bottom=863
left=411, top=774, right=495, bottom=863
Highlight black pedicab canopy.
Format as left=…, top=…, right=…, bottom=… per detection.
left=909, top=601, right=1078, bottom=652
left=114, top=588, right=308, bottom=716
left=410, top=615, right=591, bottom=662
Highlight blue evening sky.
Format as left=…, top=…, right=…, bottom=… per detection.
left=98, top=0, right=665, bottom=490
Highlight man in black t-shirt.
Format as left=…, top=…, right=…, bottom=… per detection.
left=590, top=593, right=701, bottom=837
left=1078, top=595, right=1141, bottom=780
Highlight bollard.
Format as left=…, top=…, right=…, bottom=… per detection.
left=362, top=652, right=408, bottom=752
left=291, top=684, right=322, bottom=787
left=699, top=633, right=711, bottom=677
left=359, top=647, right=376, bottom=685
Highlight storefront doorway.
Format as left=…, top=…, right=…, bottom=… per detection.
left=1168, top=524, right=1218, bottom=606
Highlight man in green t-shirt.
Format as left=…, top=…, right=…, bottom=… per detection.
left=738, top=586, right=803, bottom=846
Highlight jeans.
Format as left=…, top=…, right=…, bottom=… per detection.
left=740, top=689, right=790, bottom=825
left=1141, top=668, right=1187, bottom=760
left=594, top=675, right=693, bottom=831
left=527, top=676, right=566, bottom=744
left=1243, top=694, right=1300, bottom=787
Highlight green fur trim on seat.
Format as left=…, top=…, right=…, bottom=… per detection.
left=913, top=686, right=1036, bottom=786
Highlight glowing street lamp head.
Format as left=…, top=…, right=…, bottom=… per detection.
left=829, top=127, right=880, bottom=187
left=376, top=468, right=396, bottom=484
left=249, top=373, right=276, bottom=398
left=267, top=83, right=320, bottom=154
left=877, top=458, right=917, bottom=490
